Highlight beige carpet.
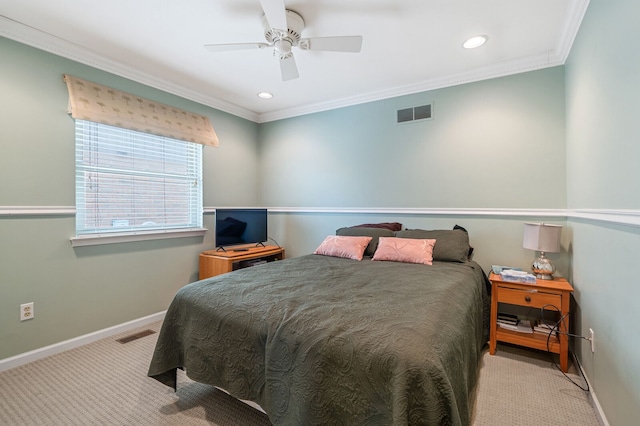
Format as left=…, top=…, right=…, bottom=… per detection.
left=0, top=321, right=602, bottom=425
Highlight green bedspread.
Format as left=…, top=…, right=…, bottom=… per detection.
left=148, top=254, right=490, bottom=425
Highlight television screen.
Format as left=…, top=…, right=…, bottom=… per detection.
left=215, top=208, right=267, bottom=249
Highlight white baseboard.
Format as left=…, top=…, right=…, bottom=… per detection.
left=575, top=357, right=610, bottom=426
left=0, top=311, right=166, bottom=373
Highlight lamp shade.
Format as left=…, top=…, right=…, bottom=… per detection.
left=523, top=223, right=562, bottom=253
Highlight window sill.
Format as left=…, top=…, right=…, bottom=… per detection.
left=70, top=228, right=208, bottom=247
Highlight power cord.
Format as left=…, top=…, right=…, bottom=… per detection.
left=539, top=304, right=590, bottom=392
left=268, top=236, right=281, bottom=248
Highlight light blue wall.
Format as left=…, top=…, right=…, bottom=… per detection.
left=565, top=0, right=640, bottom=424
left=566, top=1, right=640, bottom=210
left=0, top=37, right=259, bottom=359
left=260, top=67, right=568, bottom=275
left=259, top=68, right=566, bottom=209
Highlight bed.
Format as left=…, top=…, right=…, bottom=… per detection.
left=148, top=227, right=490, bottom=425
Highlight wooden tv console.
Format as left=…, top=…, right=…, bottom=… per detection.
left=198, top=245, right=285, bottom=280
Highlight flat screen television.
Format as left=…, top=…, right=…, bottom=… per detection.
left=215, top=208, right=268, bottom=250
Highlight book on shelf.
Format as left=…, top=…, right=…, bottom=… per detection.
left=497, top=312, right=518, bottom=324
left=533, top=322, right=558, bottom=336
left=498, top=322, right=519, bottom=331
left=497, top=319, right=517, bottom=327
left=497, top=318, right=533, bottom=333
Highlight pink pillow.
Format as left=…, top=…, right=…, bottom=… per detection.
left=372, top=237, right=436, bottom=265
left=314, top=235, right=373, bottom=261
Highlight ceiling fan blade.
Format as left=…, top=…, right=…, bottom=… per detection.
left=259, top=0, right=288, bottom=31
left=279, top=54, right=299, bottom=81
left=299, top=36, right=363, bottom=53
left=205, top=42, right=270, bottom=52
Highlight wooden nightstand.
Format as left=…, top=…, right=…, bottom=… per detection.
left=199, top=245, right=285, bottom=280
left=489, top=272, right=574, bottom=372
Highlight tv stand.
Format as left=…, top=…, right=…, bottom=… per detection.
left=199, top=245, right=285, bottom=279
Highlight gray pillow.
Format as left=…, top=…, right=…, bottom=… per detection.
left=336, top=227, right=395, bottom=257
left=393, top=229, right=470, bottom=262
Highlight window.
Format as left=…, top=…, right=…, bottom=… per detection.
left=74, top=120, right=203, bottom=238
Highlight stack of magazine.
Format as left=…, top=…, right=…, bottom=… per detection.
left=533, top=321, right=557, bottom=337
left=497, top=313, right=533, bottom=333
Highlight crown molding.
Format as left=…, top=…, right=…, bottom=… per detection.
left=2, top=0, right=588, bottom=124
left=258, top=0, right=589, bottom=122
left=257, top=52, right=565, bottom=122
left=0, top=16, right=258, bottom=123
left=555, top=0, right=591, bottom=62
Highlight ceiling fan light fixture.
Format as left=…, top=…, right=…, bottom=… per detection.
left=463, top=35, right=488, bottom=49
left=257, top=92, right=273, bottom=99
left=274, top=39, right=293, bottom=57
left=205, top=4, right=363, bottom=82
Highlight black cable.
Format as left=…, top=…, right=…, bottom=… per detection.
left=540, top=304, right=590, bottom=392
left=268, top=236, right=281, bottom=248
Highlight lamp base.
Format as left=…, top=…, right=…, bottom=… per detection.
left=531, top=252, right=555, bottom=280
left=532, top=271, right=554, bottom=280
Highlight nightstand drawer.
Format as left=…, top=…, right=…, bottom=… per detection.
left=498, top=287, right=561, bottom=309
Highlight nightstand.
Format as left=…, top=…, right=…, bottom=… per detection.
left=489, top=272, right=574, bottom=372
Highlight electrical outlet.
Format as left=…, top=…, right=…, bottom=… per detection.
left=20, top=302, right=34, bottom=321
left=589, top=328, right=595, bottom=353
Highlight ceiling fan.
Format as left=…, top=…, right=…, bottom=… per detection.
left=204, top=0, right=363, bottom=81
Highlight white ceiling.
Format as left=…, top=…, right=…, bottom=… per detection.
left=0, top=0, right=588, bottom=122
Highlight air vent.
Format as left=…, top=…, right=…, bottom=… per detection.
left=397, top=104, right=432, bottom=124
left=116, top=329, right=156, bottom=344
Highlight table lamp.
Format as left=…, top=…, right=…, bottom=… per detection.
left=523, top=222, right=562, bottom=280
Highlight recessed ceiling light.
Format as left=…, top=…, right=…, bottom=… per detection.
left=257, top=92, right=273, bottom=99
left=463, top=35, right=488, bottom=49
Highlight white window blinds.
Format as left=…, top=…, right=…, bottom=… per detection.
left=75, top=120, right=203, bottom=235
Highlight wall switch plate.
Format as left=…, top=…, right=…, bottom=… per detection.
left=20, top=302, right=34, bottom=321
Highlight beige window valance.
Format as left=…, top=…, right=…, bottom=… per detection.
left=64, top=74, right=219, bottom=147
